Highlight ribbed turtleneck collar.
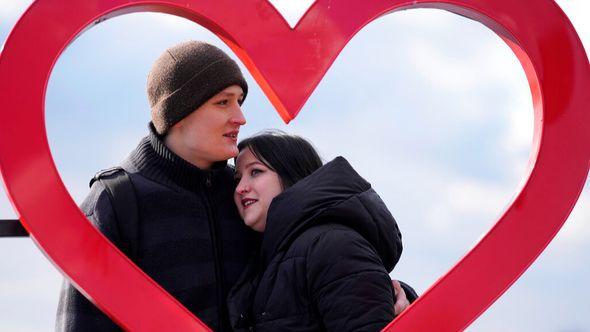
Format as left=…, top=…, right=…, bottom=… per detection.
left=122, top=123, right=229, bottom=192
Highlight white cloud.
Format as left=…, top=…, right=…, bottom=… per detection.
left=0, top=239, right=63, bottom=332
left=268, top=0, right=315, bottom=28
left=0, top=0, right=28, bottom=20
left=502, top=95, right=534, bottom=154
left=0, top=185, right=17, bottom=218
left=408, top=33, right=523, bottom=91
left=408, top=40, right=477, bottom=92
left=500, top=92, right=534, bottom=184
left=551, top=187, right=590, bottom=252
left=428, top=179, right=510, bottom=232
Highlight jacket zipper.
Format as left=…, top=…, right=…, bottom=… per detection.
left=204, top=172, right=227, bottom=331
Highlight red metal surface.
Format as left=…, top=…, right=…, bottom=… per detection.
left=0, top=0, right=588, bottom=331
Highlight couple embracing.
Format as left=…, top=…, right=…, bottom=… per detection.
left=56, top=41, right=416, bottom=332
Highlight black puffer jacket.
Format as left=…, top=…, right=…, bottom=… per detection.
left=227, top=157, right=402, bottom=331
left=56, top=123, right=259, bottom=331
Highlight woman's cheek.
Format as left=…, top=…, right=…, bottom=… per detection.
left=233, top=195, right=243, bottom=217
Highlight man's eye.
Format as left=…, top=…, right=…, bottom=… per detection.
left=216, top=99, right=229, bottom=105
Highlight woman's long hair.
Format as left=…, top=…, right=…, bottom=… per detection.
left=237, top=130, right=323, bottom=189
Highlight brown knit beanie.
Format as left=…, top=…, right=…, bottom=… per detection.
left=147, top=41, right=248, bottom=135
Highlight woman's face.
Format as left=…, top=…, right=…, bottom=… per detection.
left=234, top=148, right=283, bottom=232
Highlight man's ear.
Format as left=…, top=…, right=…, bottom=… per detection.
left=172, top=117, right=185, bottom=130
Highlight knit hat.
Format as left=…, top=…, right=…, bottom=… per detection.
left=147, top=41, right=248, bottom=135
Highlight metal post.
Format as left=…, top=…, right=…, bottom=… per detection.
left=0, top=220, right=29, bottom=237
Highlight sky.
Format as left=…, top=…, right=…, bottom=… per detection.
left=0, top=0, right=588, bottom=331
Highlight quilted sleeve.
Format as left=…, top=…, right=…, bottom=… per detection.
left=306, top=227, right=395, bottom=332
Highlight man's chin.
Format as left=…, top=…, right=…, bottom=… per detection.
left=223, top=148, right=240, bottom=159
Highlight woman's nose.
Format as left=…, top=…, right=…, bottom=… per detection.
left=236, top=182, right=250, bottom=194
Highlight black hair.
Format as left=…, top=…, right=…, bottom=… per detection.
left=237, top=130, right=323, bottom=189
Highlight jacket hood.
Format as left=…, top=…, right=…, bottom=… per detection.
left=260, top=157, right=402, bottom=272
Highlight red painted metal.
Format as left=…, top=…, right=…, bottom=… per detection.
left=0, top=0, right=588, bottom=331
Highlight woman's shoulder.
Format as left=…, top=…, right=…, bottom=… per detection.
left=289, top=224, right=376, bottom=261
left=297, top=224, right=391, bottom=294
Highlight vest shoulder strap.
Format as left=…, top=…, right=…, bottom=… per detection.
left=92, top=167, right=139, bottom=260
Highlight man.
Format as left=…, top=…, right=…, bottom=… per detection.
left=57, top=41, right=258, bottom=331
left=56, top=40, right=413, bottom=331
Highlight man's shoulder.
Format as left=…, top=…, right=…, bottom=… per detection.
left=89, top=167, right=127, bottom=188
left=81, top=167, right=128, bottom=216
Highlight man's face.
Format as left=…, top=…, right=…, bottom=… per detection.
left=167, top=85, right=246, bottom=168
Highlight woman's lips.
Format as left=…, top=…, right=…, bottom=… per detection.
left=241, top=198, right=257, bottom=209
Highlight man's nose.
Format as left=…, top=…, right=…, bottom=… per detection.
left=231, top=105, right=247, bottom=126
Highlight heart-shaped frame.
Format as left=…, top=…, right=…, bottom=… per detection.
left=0, top=0, right=588, bottom=330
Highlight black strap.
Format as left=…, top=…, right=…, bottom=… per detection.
left=0, top=219, right=29, bottom=237
left=96, top=169, right=139, bottom=260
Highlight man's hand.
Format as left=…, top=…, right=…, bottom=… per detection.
left=392, top=280, right=410, bottom=316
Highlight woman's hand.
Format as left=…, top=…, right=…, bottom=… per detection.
left=392, top=280, right=410, bottom=315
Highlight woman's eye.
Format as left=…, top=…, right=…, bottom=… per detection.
left=251, top=169, right=262, bottom=177
left=216, top=99, right=229, bottom=105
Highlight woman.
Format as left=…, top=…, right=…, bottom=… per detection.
left=228, top=131, right=403, bottom=331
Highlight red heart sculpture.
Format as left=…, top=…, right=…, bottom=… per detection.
left=0, top=0, right=588, bottom=330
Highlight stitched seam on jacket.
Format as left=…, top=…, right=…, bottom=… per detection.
left=311, top=269, right=389, bottom=301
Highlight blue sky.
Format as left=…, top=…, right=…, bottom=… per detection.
left=1, top=0, right=589, bottom=330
